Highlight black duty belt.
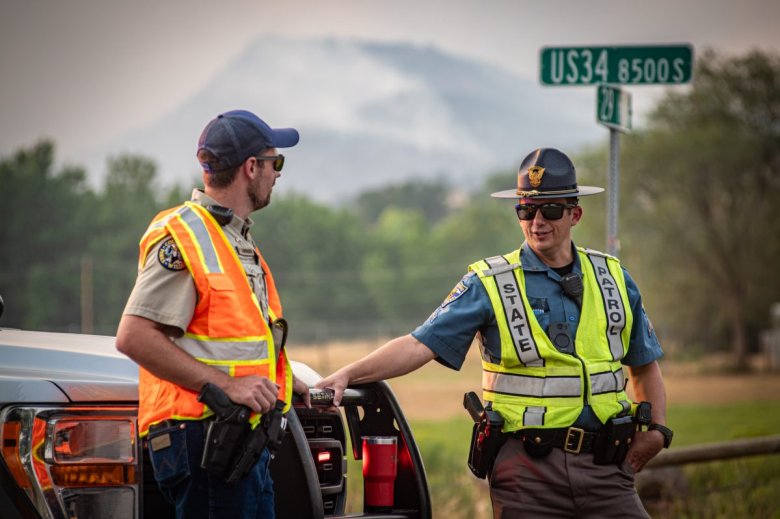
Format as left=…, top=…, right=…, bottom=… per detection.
left=510, top=427, right=599, bottom=455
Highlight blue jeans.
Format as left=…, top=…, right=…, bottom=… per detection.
left=147, top=420, right=275, bottom=519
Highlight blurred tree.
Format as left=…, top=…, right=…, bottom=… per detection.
left=87, top=154, right=176, bottom=334
left=0, top=144, right=191, bottom=334
left=254, top=194, right=378, bottom=342
left=617, top=49, right=780, bottom=369
left=431, top=185, right=519, bottom=269
left=352, top=178, right=452, bottom=225
left=360, top=207, right=440, bottom=329
left=0, top=141, right=92, bottom=331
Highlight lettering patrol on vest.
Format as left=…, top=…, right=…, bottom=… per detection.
left=584, top=251, right=626, bottom=361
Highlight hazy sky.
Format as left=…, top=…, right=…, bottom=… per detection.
left=2, top=0, right=779, bottom=167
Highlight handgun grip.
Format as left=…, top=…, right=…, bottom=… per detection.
left=198, top=383, right=249, bottom=422
left=463, top=391, right=485, bottom=423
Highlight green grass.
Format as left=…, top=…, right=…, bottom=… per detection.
left=649, top=456, right=780, bottom=519
left=644, top=401, right=780, bottom=519
left=342, top=401, right=780, bottom=518
left=667, top=401, right=780, bottom=445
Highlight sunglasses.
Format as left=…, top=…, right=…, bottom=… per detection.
left=255, top=154, right=285, bottom=172
left=515, top=202, right=577, bottom=221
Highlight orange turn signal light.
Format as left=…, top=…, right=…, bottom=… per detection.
left=50, top=464, right=137, bottom=487
left=1, top=422, right=33, bottom=490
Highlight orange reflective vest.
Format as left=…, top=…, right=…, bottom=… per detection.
left=137, top=202, right=293, bottom=436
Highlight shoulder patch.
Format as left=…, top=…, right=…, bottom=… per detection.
left=642, top=305, right=655, bottom=338
left=157, top=237, right=186, bottom=271
left=441, top=278, right=470, bottom=308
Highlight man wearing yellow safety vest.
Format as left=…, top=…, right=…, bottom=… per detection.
left=317, top=148, right=670, bottom=518
left=117, top=110, right=311, bottom=519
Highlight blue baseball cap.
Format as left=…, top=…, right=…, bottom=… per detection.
left=197, top=110, right=299, bottom=172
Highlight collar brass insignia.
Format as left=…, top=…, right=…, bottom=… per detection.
left=528, top=166, right=545, bottom=188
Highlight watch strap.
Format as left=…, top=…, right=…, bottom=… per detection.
left=648, top=423, right=673, bottom=448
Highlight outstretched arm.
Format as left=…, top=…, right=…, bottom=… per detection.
left=314, top=334, right=436, bottom=406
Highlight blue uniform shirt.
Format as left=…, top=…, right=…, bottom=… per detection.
left=412, top=242, right=663, bottom=430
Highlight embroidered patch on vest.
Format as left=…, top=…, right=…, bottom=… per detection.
left=158, top=237, right=186, bottom=271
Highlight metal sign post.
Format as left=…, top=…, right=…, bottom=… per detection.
left=607, top=129, right=620, bottom=255
left=597, top=84, right=632, bottom=255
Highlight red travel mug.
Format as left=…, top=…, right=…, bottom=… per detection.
left=362, top=436, right=398, bottom=511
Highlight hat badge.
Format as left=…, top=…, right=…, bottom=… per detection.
left=528, top=166, right=545, bottom=188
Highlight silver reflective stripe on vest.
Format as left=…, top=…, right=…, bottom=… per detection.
left=523, top=406, right=546, bottom=426
left=485, top=256, right=543, bottom=367
left=211, top=365, right=230, bottom=375
left=175, top=336, right=269, bottom=361
left=587, top=254, right=626, bottom=361
left=590, top=368, right=624, bottom=395
left=481, top=261, right=520, bottom=278
left=148, top=216, right=171, bottom=232
left=141, top=207, right=185, bottom=245
left=179, top=206, right=223, bottom=274
left=483, top=370, right=581, bottom=398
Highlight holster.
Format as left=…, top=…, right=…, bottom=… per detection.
left=223, top=401, right=287, bottom=484
left=198, top=382, right=287, bottom=484
left=467, top=409, right=506, bottom=479
left=592, top=415, right=635, bottom=465
left=202, top=419, right=251, bottom=480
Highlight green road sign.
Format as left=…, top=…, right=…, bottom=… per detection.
left=540, top=45, right=693, bottom=85
left=597, top=84, right=631, bottom=132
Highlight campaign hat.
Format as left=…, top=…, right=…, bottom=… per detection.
left=491, top=147, right=604, bottom=199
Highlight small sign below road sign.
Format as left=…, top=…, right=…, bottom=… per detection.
left=597, top=84, right=631, bottom=133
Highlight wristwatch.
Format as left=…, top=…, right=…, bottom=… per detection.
left=648, top=423, right=673, bottom=448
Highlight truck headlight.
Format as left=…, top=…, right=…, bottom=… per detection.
left=0, top=406, right=139, bottom=519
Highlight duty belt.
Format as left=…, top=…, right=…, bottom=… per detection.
left=511, top=427, right=599, bottom=455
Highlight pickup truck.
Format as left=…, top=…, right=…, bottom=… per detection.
left=0, top=317, right=431, bottom=518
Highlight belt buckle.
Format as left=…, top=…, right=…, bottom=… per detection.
left=564, top=427, right=585, bottom=454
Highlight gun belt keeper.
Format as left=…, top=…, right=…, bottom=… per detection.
left=510, top=427, right=599, bottom=455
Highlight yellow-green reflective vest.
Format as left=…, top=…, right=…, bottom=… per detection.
left=469, top=246, right=634, bottom=432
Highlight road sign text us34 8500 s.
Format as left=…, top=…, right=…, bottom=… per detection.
left=540, top=45, right=693, bottom=86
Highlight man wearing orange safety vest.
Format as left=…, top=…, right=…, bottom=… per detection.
left=117, top=109, right=310, bottom=519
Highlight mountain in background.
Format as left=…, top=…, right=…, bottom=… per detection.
left=83, top=36, right=604, bottom=202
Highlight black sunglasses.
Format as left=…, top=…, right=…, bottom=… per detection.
left=515, top=202, right=577, bottom=221
left=255, top=154, right=285, bottom=172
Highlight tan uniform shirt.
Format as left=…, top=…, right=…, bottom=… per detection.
left=123, top=189, right=270, bottom=333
